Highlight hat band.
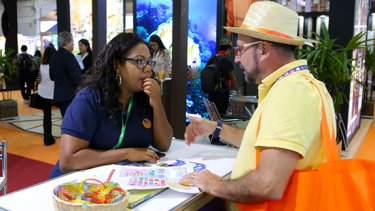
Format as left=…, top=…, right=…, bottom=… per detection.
left=241, top=24, right=293, bottom=39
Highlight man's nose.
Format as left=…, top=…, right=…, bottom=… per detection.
left=234, top=55, right=241, bottom=64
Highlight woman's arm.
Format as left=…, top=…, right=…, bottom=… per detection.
left=58, top=134, right=160, bottom=173
left=143, top=78, right=173, bottom=151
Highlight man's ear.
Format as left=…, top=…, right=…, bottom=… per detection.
left=261, top=42, right=272, bottom=55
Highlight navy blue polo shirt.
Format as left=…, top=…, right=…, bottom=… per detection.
left=50, top=87, right=153, bottom=178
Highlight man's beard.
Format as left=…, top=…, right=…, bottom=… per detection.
left=244, top=51, right=260, bottom=84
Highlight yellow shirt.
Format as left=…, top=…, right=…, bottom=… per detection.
left=231, top=60, right=336, bottom=179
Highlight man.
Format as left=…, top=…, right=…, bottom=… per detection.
left=209, top=38, right=239, bottom=115
left=16, top=45, right=35, bottom=103
left=49, top=31, right=81, bottom=117
left=182, top=1, right=336, bottom=206
left=206, top=39, right=239, bottom=146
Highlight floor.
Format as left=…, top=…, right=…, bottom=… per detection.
left=0, top=90, right=374, bottom=168
left=0, top=91, right=60, bottom=165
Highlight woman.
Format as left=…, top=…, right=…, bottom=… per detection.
left=49, top=33, right=173, bottom=178
left=149, top=35, right=172, bottom=77
left=33, top=50, right=42, bottom=89
left=77, top=38, right=92, bottom=73
left=38, top=46, right=57, bottom=146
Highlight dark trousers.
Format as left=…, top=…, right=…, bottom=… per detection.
left=56, top=100, right=72, bottom=118
left=208, top=89, right=230, bottom=115
left=18, top=73, right=33, bottom=100
left=40, top=96, right=55, bottom=145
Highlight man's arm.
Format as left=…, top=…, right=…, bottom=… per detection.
left=185, top=115, right=244, bottom=147
left=219, top=123, right=244, bottom=147
left=66, top=53, right=82, bottom=88
left=182, top=147, right=298, bottom=203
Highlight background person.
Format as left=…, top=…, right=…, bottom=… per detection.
left=181, top=1, right=336, bottom=206
left=38, top=45, right=57, bottom=146
left=49, top=32, right=173, bottom=178
left=149, top=34, right=172, bottom=77
left=33, top=50, right=42, bottom=90
left=49, top=31, right=82, bottom=117
left=16, top=45, right=35, bottom=103
left=209, top=39, right=239, bottom=115
left=207, top=38, right=239, bottom=145
left=76, top=38, right=92, bottom=74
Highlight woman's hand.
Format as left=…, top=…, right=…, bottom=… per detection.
left=143, top=78, right=162, bottom=107
left=123, top=148, right=160, bottom=163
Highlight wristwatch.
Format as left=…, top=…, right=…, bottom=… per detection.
left=212, top=121, right=223, bottom=139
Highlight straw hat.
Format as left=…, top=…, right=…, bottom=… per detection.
left=224, top=1, right=304, bottom=46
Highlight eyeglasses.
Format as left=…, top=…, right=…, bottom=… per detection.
left=122, top=58, right=156, bottom=69
left=233, top=41, right=262, bottom=56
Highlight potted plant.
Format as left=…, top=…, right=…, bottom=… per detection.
left=297, top=24, right=371, bottom=149
left=0, top=49, right=18, bottom=119
left=297, top=24, right=368, bottom=115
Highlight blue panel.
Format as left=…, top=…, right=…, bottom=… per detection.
left=135, top=0, right=218, bottom=119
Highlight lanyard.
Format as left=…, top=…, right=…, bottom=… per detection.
left=277, top=65, right=308, bottom=81
left=113, top=96, right=133, bottom=149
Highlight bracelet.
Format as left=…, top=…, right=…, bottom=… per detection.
left=212, top=121, right=223, bottom=139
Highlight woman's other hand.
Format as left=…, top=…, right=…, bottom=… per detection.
left=143, top=78, right=162, bottom=107
left=123, top=147, right=160, bottom=163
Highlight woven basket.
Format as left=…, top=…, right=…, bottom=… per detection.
left=52, top=186, right=128, bottom=211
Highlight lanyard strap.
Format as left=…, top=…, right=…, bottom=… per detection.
left=277, top=65, right=308, bottom=81
left=113, top=96, right=133, bottom=149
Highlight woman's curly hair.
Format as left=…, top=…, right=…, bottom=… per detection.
left=78, top=32, right=149, bottom=120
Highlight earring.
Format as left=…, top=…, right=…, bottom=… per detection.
left=116, top=74, right=122, bottom=86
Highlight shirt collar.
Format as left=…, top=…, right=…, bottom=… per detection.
left=258, top=59, right=308, bottom=102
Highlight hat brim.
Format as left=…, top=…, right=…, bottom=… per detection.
left=224, top=26, right=305, bottom=46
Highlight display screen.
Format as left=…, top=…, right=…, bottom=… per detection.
left=70, top=0, right=92, bottom=54
left=107, top=0, right=124, bottom=42
left=135, top=0, right=218, bottom=118
left=346, top=0, right=368, bottom=141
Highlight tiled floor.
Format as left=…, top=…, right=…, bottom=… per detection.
left=5, top=110, right=62, bottom=137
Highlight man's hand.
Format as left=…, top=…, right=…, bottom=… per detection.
left=185, top=114, right=216, bottom=145
left=180, top=169, right=223, bottom=194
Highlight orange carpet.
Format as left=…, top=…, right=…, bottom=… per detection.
left=355, top=121, right=375, bottom=160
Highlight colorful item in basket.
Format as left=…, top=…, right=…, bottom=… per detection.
left=54, top=178, right=126, bottom=205
left=54, top=169, right=126, bottom=205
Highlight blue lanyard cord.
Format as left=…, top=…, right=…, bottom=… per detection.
left=113, top=96, right=133, bottom=149
left=277, top=65, right=308, bottom=81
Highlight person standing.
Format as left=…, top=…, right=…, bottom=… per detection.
left=76, top=38, right=92, bottom=74
left=209, top=38, right=239, bottom=115
left=33, top=50, right=42, bottom=90
left=49, top=31, right=82, bottom=117
left=38, top=46, right=57, bottom=146
left=206, top=39, right=239, bottom=145
left=182, top=1, right=336, bottom=208
left=149, top=35, right=172, bottom=77
left=16, top=45, right=35, bottom=103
